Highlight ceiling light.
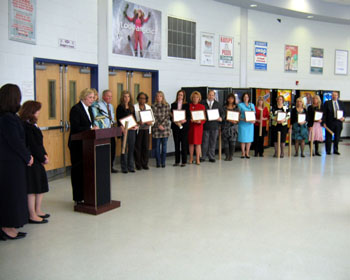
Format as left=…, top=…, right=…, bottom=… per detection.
left=307, top=15, right=314, bottom=18
left=250, top=4, right=257, bottom=8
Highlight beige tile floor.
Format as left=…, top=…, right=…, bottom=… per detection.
left=1, top=141, right=350, bottom=280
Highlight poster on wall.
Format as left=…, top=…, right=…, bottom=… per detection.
left=200, top=32, right=215, bottom=66
left=284, top=45, right=298, bottom=72
left=256, top=88, right=271, bottom=146
left=310, top=48, right=324, bottom=74
left=300, top=90, right=317, bottom=107
left=112, top=0, right=161, bottom=59
left=334, top=49, right=348, bottom=75
left=219, top=35, right=233, bottom=68
left=254, top=41, right=267, bottom=70
left=8, top=0, right=36, bottom=44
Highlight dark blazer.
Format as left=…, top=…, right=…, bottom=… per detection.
left=23, top=122, right=47, bottom=163
left=170, top=102, right=191, bottom=131
left=290, top=107, right=308, bottom=125
left=307, top=105, right=323, bottom=128
left=201, top=100, right=224, bottom=130
left=68, top=101, right=94, bottom=148
left=323, top=99, right=346, bottom=126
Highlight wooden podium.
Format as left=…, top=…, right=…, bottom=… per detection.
left=71, top=127, right=122, bottom=215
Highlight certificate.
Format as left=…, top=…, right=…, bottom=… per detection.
left=173, top=110, right=186, bottom=122
left=314, top=111, right=323, bottom=121
left=245, top=111, right=256, bottom=121
left=337, top=110, right=344, bottom=119
left=207, top=108, right=220, bottom=121
left=298, top=113, right=306, bottom=124
left=139, top=110, right=154, bottom=123
left=119, top=114, right=137, bottom=129
left=191, top=110, right=206, bottom=121
left=226, top=110, right=239, bottom=122
left=277, top=112, right=286, bottom=122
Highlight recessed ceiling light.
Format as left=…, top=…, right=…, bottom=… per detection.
left=250, top=4, right=257, bottom=8
left=307, top=15, right=314, bottom=18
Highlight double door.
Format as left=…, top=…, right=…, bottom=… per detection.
left=109, top=70, right=152, bottom=156
left=35, top=63, right=91, bottom=172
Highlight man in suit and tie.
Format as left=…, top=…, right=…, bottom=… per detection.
left=201, top=90, right=223, bottom=163
left=68, top=88, right=96, bottom=204
left=323, top=91, right=346, bottom=155
left=98, top=89, right=118, bottom=173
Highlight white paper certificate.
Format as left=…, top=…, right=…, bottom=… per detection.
left=277, top=112, right=286, bottom=122
left=191, top=110, right=206, bottom=121
left=139, top=110, right=154, bottom=123
left=337, top=110, right=344, bottom=119
left=173, top=110, right=186, bottom=122
left=298, top=113, right=306, bottom=124
left=245, top=111, right=256, bottom=121
left=207, top=108, right=220, bottom=121
left=314, top=111, right=323, bottom=121
left=119, top=115, right=137, bottom=129
left=226, top=110, right=239, bottom=121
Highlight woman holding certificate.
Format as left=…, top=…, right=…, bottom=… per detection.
left=222, top=93, right=239, bottom=161
left=254, top=97, right=269, bottom=157
left=188, top=91, right=206, bottom=165
left=291, top=97, right=308, bottom=157
left=171, top=90, right=190, bottom=167
left=134, top=92, right=153, bottom=170
left=270, top=95, right=290, bottom=158
left=116, top=90, right=137, bottom=173
left=238, top=92, right=255, bottom=159
left=307, top=95, right=323, bottom=156
left=152, top=91, right=171, bottom=168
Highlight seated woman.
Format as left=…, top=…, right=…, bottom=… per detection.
left=307, top=95, right=324, bottom=156
left=254, top=96, right=269, bottom=157
left=222, top=93, right=239, bottom=161
left=152, top=91, right=171, bottom=168
left=19, top=101, right=49, bottom=224
left=188, top=91, right=206, bottom=165
left=291, top=97, right=308, bottom=157
left=270, top=95, right=290, bottom=158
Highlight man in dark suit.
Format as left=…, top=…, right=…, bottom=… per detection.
left=201, top=90, right=223, bottom=163
left=323, top=91, right=346, bottom=155
left=68, top=89, right=95, bottom=203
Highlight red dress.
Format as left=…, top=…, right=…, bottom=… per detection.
left=188, top=103, right=206, bottom=145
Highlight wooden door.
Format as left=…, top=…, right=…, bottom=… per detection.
left=130, top=71, right=152, bottom=105
left=35, top=64, right=64, bottom=171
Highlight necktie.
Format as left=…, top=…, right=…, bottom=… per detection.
left=107, top=104, right=112, bottom=121
left=333, top=101, right=339, bottom=118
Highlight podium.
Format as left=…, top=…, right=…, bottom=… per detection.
left=71, top=127, right=122, bottom=215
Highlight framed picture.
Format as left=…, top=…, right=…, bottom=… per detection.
left=119, top=114, right=137, bottom=129
left=191, top=110, right=206, bottom=121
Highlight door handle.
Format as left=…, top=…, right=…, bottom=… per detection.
left=65, top=121, right=70, bottom=131
left=39, top=125, right=64, bottom=131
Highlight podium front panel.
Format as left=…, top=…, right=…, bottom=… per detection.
left=95, top=144, right=111, bottom=206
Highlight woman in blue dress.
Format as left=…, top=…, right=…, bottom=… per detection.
left=238, top=92, right=255, bottom=158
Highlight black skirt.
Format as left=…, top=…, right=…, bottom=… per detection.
left=27, top=160, right=49, bottom=194
left=272, top=124, right=288, bottom=143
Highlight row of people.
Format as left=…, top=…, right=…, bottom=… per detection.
left=0, top=84, right=50, bottom=241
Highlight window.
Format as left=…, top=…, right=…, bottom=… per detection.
left=168, top=17, right=196, bottom=59
left=69, top=81, right=76, bottom=109
left=48, top=80, right=56, bottom=119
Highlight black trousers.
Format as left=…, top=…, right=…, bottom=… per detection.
left=254, top=126, right=266, bottom=156
left=111, top=137, right=116, bottom=169
left=172, top=128, right=188, bottom=164
left=69, top=141, right=84, bottom=202
left=325, top=120, right=342, bottom=153
left=134, top=129, right=150, bottom=169
left=120, top=130, right=136, bottom=172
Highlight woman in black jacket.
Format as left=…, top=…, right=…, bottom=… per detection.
left=19, top=101, right=49, bottom=224
left=0, top=84, right=33, bottom=240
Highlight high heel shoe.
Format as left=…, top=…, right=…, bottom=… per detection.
left=0, top=229, right=26, bottom=240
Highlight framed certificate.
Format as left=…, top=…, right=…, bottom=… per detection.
left=139, top=110, right=154, bottom=123
left=337, top=110, right=344, bottom=119
left=245, top=111, right=256, bottom=121
left=314, top=111, right=323, bottom=121
left=207, top=108, right=220, bottom=121
left=191, top=110, right=206, bottom=121
left=226, top=110, right=239, bottom=122
left=277, top=111, right=287, bottom=122
left=119, top=114, right=137, bottom=129
left=298, top=113, right=306, bottom=124
left=173, top=110, right=186, bottom=122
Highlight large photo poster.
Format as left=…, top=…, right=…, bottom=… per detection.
left=8, top=0, right=36, bottom=44
left=200, top=32, right=215, bottom=66
left=219, top=35, right=233, bottom=68
left=254, top=41, right=267, bottom=70
left=284, top=45, right=298, bottom=72
left=112, top=0, right=161, bottom=59
left=310, top=48, right=324, bottom=74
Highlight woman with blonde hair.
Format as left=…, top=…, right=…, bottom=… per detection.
left=188, top=91, right=206, bottom=165
left=291, top=97, right=308, bottom=157
left=307, top=95, right=324, bottom=156
left=152, top=91, right=171, bottom=168
left=254, top=96, right=269, bottom=157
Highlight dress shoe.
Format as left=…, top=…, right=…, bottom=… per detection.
left=17, top=232, right=27, bottom=237
left=136, top=166, right=142, bottom=171
left=334, top=151, right=341, bottom=155
left=128, top=169, right=135, bottom=173
left=111, top=168, right=119, bottom=173
left=173, top=163, right=179, bottom=167
left=0, top=230, right=26, bottom=240
left=245, top=155, right=250, bottom=159
left=326, top=152, right=331, bottom=155
left=156, top=165, right=160, bottom=168
left=209, top=159, right=216, bottom=163
left=122, top=170, right=128, bottom=174
left=180, top=163, right=186, bottom=167
left=143, top=166, right=149, bottom=170
left=39, top=213, right=50, bottom=219
left=301, top=154, right=305, bottom=158
left=241, top=156, right=245, bottom=159
left=162, top=165, right=166, bottom=168
left=28, top=219, right=48, bottom=224
left=315, top=152, right=321, bottom=156
left=200, top=158, right=206, bottom=162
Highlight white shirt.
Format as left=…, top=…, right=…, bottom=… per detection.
left=81, top=101, right=92, bottom=127
left=98, top=100, right=115, bottom=128
left=207, top=99, right=214, bottom=109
